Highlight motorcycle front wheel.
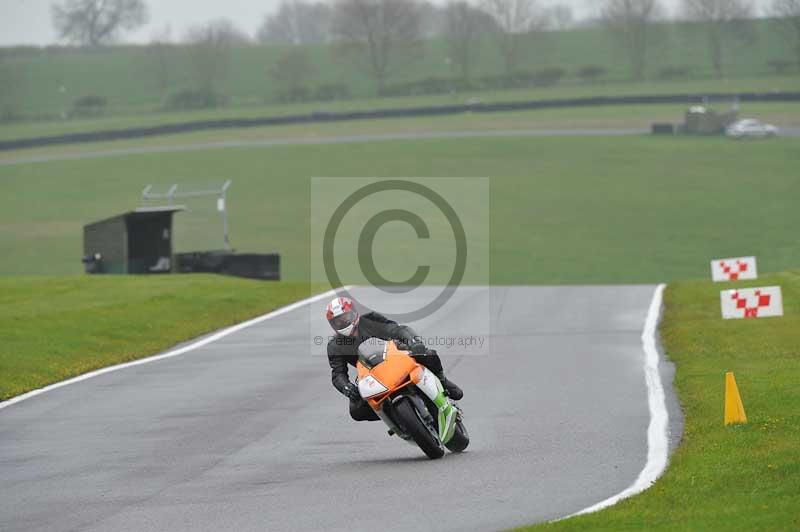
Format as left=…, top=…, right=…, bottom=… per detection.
left=445, top=419, right=469, bottom=453
left=394, top=397, right=445, bottom=459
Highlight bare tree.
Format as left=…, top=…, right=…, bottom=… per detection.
left=184, top=19, right=250, bottom=94
left=771, top=0, right=800, bottom=66
left=417, top=1, right=447, bottom=38
left=331, top=0, right=423, bottom=94
left=444, top=1, right=496, bottom=83
left=445, top=1, right=479, bottom=83
left=269, top=48, right=316, bottom=100
left=0, top=56, right=22, bottom=121
left=682, top=0, right=755, bottom=78
left=257, top=1, right=332, bottom=45
left=601, top=0, right=664, bottom=81
left=481, top=0, right=548, bottom=77
left=545, top=4, right=575, bottom=30
left=51, top=0, right=148, bottom=46
left=146, top=25, right=172, bottom=94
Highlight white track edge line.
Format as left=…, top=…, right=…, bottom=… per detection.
left=0, top=287, right=348, bottom=412
left=557, top=283, right=669, bottom=520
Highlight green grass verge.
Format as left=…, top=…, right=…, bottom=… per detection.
left=0, top=275, right=320, bottom=401
left=2, top=100, right=798, bottom=154
left=1, top=135, right=799, bottom=283
left=522, top=270, right=800, bottom=530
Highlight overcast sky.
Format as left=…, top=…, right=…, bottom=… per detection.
left=0, top=0, right=773, bottom=46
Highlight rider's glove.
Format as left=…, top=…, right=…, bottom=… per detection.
left=342, top=382, right=361, bottom=400
left=409, top=338, right=427, bottom=355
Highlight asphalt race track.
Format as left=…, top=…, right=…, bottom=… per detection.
left=0, top=129, right=646, bottom=166
left=0, top=285, right=679, bottom=531
left=3, top=127, right=798, bottom=167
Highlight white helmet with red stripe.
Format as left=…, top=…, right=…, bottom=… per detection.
left=326, top=296, right=360, bottom=336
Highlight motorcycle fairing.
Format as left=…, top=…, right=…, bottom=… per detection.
left=358, top=374, right=389, bottom=398
left=411, top=367, right=457, bottom=444
left=355, top=340, right=459, bottom=447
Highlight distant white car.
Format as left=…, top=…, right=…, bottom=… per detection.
left=726, top=119, right=779, bottom=139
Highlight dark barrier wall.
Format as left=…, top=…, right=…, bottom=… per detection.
left=175, top=251, right=280, bottom=281
left=3, top=92, right=799, bottom=151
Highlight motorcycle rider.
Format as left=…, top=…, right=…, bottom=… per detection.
left=325, top=296, right=463, bottom=421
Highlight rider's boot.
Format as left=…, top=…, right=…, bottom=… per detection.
left=438, top=374, right=464, bottom=400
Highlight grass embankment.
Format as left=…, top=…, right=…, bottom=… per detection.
left=1, top=74, right=797, bottom=143
left=524, top=270, right=800, bottom=531
left=0, top=275, right=320, bottom=401
left=2, top=135, right=799, bottom=282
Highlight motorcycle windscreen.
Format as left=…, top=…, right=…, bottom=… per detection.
left=358, top=338, right=388, bottom=370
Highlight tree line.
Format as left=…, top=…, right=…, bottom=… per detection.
left=2, top=0, right=799, bottom=118
left=51, top=0, right=800, bottom=84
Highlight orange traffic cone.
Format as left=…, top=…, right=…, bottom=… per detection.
left=724, top=372, right=747, bottom=425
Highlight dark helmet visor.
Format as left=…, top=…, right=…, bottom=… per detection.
left=330, top=310, right=357, bottom=330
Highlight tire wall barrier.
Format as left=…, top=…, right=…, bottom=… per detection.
left=3, top=92, right=799, bottom=151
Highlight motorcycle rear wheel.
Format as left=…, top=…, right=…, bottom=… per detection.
left=394, top=398, right=445, bottom=459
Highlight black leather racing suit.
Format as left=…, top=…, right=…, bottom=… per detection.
left=327, top=311, right=446, bottom=421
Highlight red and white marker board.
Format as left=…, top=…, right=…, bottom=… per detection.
left=710, top=256, right=757, bottom=282
left=720, top=286, right=783, bottom=320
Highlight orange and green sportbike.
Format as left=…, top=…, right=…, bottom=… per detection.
left=356, top=339, right=469, bottom=459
